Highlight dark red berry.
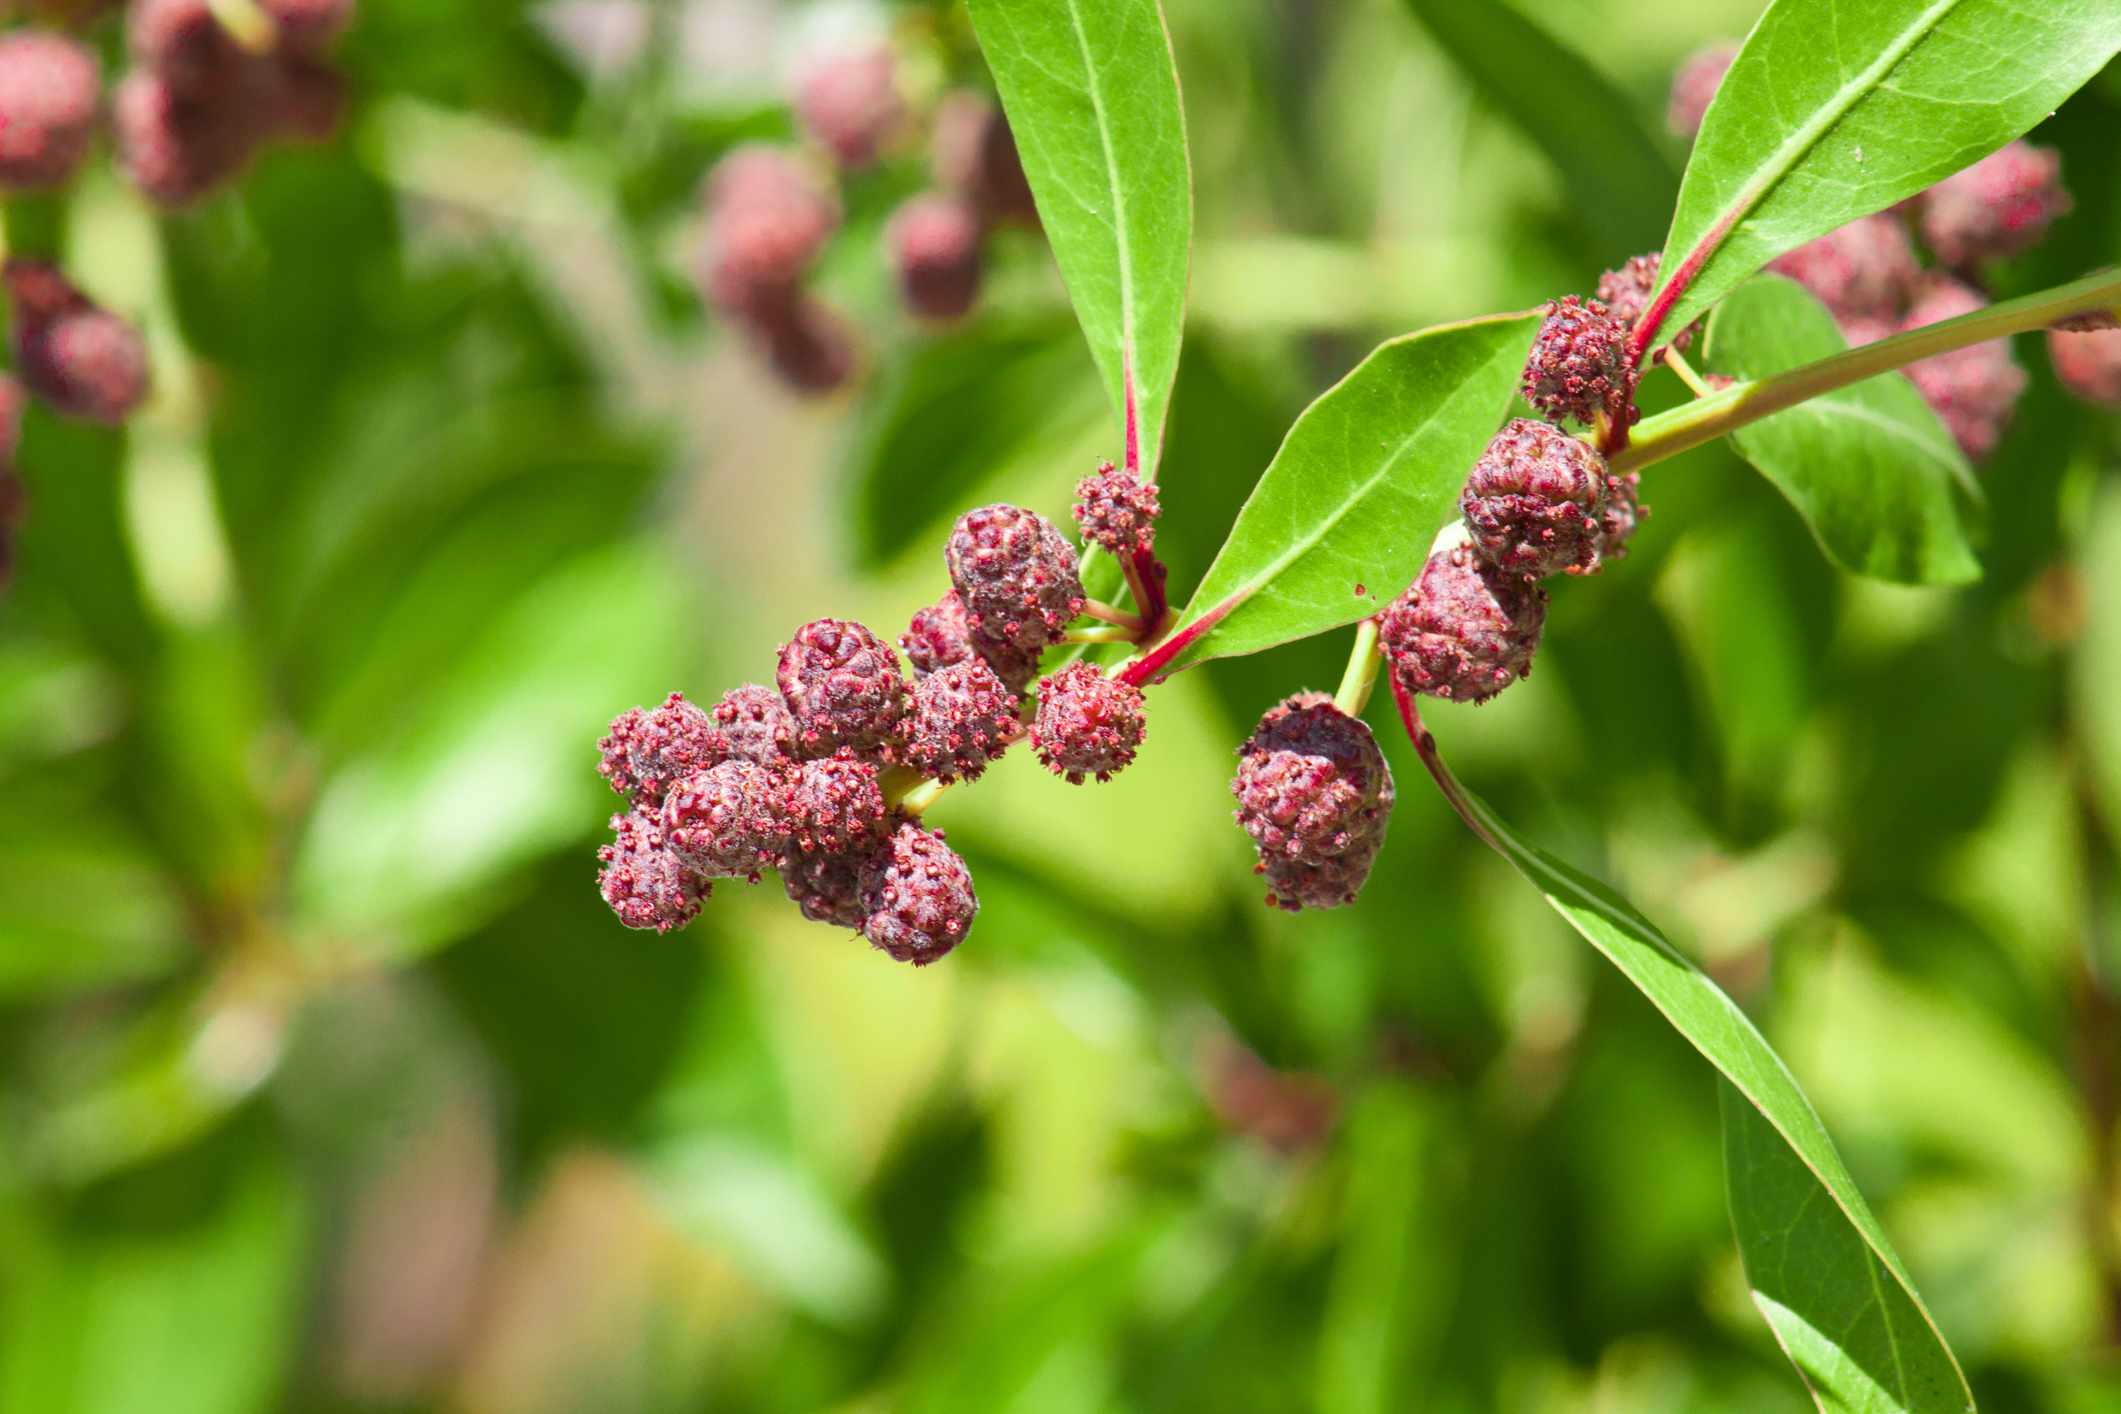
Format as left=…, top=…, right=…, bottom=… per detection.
left=2050, top=326, right=2121, bottom=408
left=945, top=503, right=1085, bottom=651
left=1899, top=274, right=2026, bottom=462
left=781, top=844, right=869, bottom=930
left=708, top=683, right=795, bottom=765
left=793, top=44, right=902, bottom=171
left=599, top=810, right=710, bottom=934
left=1071, top=460, right=1160, bottom=557
left=1260, top=835, right=1388, bottom=913
left=858, top=821, right=976, bottom=965
left=756, top=296, right=860, bottom=396
left=0, top=31, right=100, bottom=191
left=662, top=759, right=793, bottom=879
left=930, top=90, right=1038, bottom=229
left=903, top=657, right=1022, bottom=783
left=1598, top=471, right=1644, bottom=564
left=597, top=691, right=719, bottom=809
left=130, top=0, right=257, bottom=98
left=776, top=617, right=909, bottom=759
left=1919, top=141, right=2071, bottom=270
left=1378, top=543, right=1546, bottom=705
left=1766, top=214, right=1920, bottom=324
left=1232, top=693, right=1394, bottom=878
left=5, top=261, right=150, bottom=426
left=900, top=589, right=1041, bottom=693
left=114, top=72, right=253, bottom=207
left=1522, top=296, right=1634, bottom=428
left=1031, top=661, right=1145, bottom=784
left=1460, top=419, right=1614, bottom=582
left=1667, top=41, right=1736, bottom=139
left=784, top=751, right=888, bottom=855
left=887, top=191, right=982, bottom=322
left=698, top=145, right=837, bottom=321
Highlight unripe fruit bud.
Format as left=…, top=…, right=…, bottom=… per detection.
left=599, top=809, right=711, bottom=934
left=776, top=617, right=909, bottom=758
left=1460, top=419, right=1614, bottom=582
left=758, top=297, right=860, bottom=396
left=1031, top=661, right=1146, bottom=784
left=662, top=759, right=793, bottom=879
left=1232, top=693, right=1394, bottom=873
left=1766, top=214, right=1920, bottom=324
left=792, top=44, right=902, bottom=171
left=1667, top=42, right=1737, bottom=139
left=1071, top=460, right=1160, bottom=557
left=5, top=260, right=150, bottom=425
left=1595, top=252, right=1697, bottom=356
left=945, top=503, right=1086, bottom=651
left=2049, top=327, right=2121, bottom=408
left=785, top=751, right=888, bottom=855
left=699, top=145, right=838, bottom=322
left=1899, top=274, right=2026, bottom=462
left=114, top=72, right=253, bottom=208
left=708, top=683, right=795, bottom=766
left=1378, top=543, right=1546, bottom=704
left=1919, top=141, right=2070, bottom=270
left=903, top=657, right=1023, bottom=783
left=858, top=820, right=976, bottom=965
left=930, top=91, right=1038, bottom=229
left=887, top=192, right=983, bottom=322
left=781, top=845, right=868, bottom=930
left=597, top=690, right=719, bottom=809
left=0, top=31, right=101, bottom=191
left=1522, top=296, right=1634, bottom=428
left=900, top=589, right=1041, bottom=693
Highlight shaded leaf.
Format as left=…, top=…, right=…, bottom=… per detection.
left=967, top=0, right=1192, bottom=479
left=1649, top=0, right=2121, bottom=340
left=1704, top=275, right=1981, bottom=584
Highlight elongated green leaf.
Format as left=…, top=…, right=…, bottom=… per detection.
left=1438, top=771, right=1972, bottom=1411
left=967, top=0, right=1192, bottom=481
left=1400, top=0, right=1675, bottom=255
left=1648, top=0, right=2121, bottom=342
left=1704, top=275, right=1982, bottom=585
left=1152, top=314, right=1537, bottom=677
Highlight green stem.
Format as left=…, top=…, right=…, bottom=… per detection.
left=1065, top=624, right=1136, bottom=645
left=894, top=777, right=949, bottom=817
left=1333, top=619, right=1382, bottom=717
left=1661, top=347, right=1715, bottom=399
left=1615, top=266, right=2121, bottom=476
left=1080, top=598, right=1146, bottom=631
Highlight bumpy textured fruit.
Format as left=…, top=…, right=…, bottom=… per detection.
left=793, top=44, right=901, bottom=171
left=1594, top=252, right=1697, bottom=357
left=1766, top=214, right=1920, bottom=323
left=598, top=691, right=719, bottom=808
left=1031, top=661, right=1146, bottom=784
left=931, top=91, right=1038, bottom=228
left=785, top=752, right=888, bottom=854
left=1920, top=141, right=2070, bottom=270
left=4, top=261, right=149, bottom=425
left=903, top=657, right=1022, bottom=783
left=757, top=296, right=859, bottom=396
left=781, top=844, right=869, bottom=930
left=708, top=682, right=795, bottom=765
left=599, top=810, right=711, bottom=934
left=1378, top=543, right=1546, bottom=704
left=946, top=503, right=1086, bottom=651
left=1260, top=838, right=1388, bottom=914
left=899, top=590, right=1041, bottom=693
left=776, top=617, right=909, bottom=758
left=662, top=759, right=793, bottom=879
left=2049, top=327, right=2121, bottom=408
left=1522, top=296, right=1634, bottom=427
left=1667, top=41, right=1737, bottom=139
left=887, top=192, right=982, bottom=322
left=858, top=821, right=976, bottom=964
left=1460, top=419, right=1613, bottom=582
left=1899, top=274, right=2026, bottom=462
left=1071, top=460, right=1160, bottom=557
left=699, top=145, right=838, bottom=321
left=1598, top=471, right=1644, bottom=563
left=1232, top=693, right=1393, bottom=867
left=0, top=31, right=101, bottom=190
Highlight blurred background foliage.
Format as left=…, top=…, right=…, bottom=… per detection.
left=2, top=0, right=2119, bottom=1410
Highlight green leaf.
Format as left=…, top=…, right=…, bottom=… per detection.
left=967, top=0, right=1192, bottom=480
left=1151, top=314, right=1537, bottom=677
left=1703, top=275, right=1982, bottom=585
left=1435, top=769, right=1973, bottom=1411
left=1399, top=0, right=1675, bottom=255
left=1648, top=0, right=2121, bottom=341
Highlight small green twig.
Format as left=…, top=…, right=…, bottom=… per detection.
left=1065, top=624, right=1136, bottom=645
left=1333, top=619, right=1383, bottom=718
left=1661, top=347, right=1715, bottom=399
left=1080, top=598, right=1146, bottom=631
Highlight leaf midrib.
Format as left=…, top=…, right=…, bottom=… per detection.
left=1063, top=0, right=1139, bottom=453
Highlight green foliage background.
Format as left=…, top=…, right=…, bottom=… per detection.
left=3, top=0, right=2119, bottom=1410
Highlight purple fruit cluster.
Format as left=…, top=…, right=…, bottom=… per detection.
left=1231, top=693, right=1393, bottom=912
left=4, top=259, right=149, bottom=426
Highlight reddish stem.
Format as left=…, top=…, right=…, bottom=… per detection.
left=1388, top=672, right=1504, bottom=855
left=1116, top=599, right=1229, bottom=688
left=1123, top=356, right=1141, bottom=476
left=1122, top=545, right=1168, bottom=629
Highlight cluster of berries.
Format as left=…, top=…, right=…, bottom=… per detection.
left=0, top=1, right=353, bottom=212
left=3, top=258, right=149, bottom=427
left=696, top=35, right=1036, bottom=396
left=1671, top=41, right=2121, bottom=448
left=596, top=463, right=1162, bottom=960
